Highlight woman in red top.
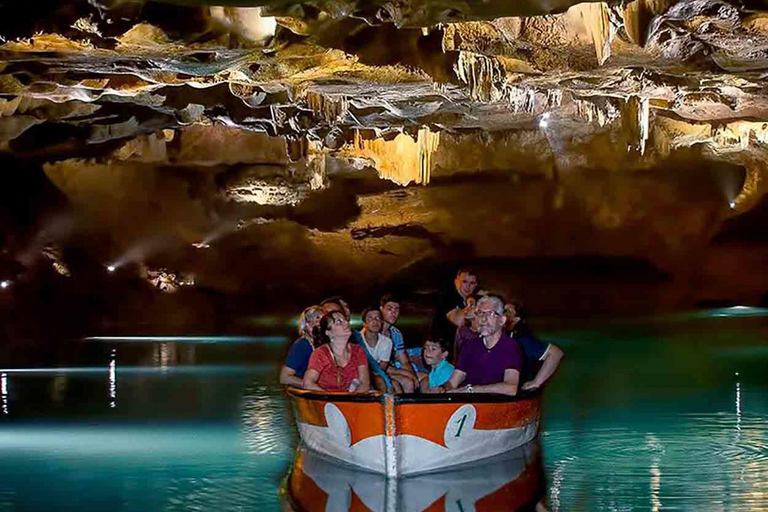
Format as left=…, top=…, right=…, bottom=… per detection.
left=303, top=311, right=370, bottom=393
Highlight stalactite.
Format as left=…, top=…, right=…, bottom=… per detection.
left=306, top=91, right=349, bottom=124
left=342, top=127, right=439, bottom=186
left=454, top=51, right=505, bottom=102
left=575, top=2, right=615, bottom=65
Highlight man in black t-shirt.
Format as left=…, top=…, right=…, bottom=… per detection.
left=431, top=268, right=478, bottom=351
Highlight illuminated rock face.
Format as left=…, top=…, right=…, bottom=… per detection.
left=2, top=0, right=768, bottom=315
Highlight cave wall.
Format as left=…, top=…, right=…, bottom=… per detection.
left=3, top=0, right=768, bottom=331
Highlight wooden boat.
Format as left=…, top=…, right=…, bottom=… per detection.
left=282, top=440, right=544, bottom=512
left=286, top=388, right=541, bottom=477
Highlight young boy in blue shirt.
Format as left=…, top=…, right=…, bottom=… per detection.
left=419, top=338, right=455, bottom=393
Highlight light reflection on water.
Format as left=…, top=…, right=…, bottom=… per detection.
left=0, top=313, right=767, bottom=511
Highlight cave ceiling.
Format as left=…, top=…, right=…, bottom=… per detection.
left=3, top=0, right=768, bottom=314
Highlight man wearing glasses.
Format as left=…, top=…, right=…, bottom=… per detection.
left=437, top=294, right=522, bottom=396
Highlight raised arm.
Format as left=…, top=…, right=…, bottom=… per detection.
left=279, top=366, right=304, bottom=388
left=446, top=306, right=471, bottom=328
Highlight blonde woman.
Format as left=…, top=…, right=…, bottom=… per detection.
left=279, top=306, right=323, bottom=388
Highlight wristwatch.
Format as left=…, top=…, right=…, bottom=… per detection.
left=466, top=384, right=473, bottom=393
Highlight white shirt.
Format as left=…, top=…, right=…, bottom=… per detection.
left=360, top=332, right=393, bottom=363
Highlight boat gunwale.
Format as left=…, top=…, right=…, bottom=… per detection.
left=285, top=387, right=541, bottom=404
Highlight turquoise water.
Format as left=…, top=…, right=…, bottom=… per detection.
left=1, top=311, right=768, bottom=511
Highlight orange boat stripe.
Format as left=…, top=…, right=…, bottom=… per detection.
left=474, top=399, right=540, bottom=430
left=294, top=397, right=328, bottom=427
left=337, top=401, right=386, bottom=445
left=396, top=403, right=459, bottom=447
left=397, top=398, right=540, bottom=447
left=294, top=395, right=539, bottom=447
left=294, top=397, right=385, bottom=445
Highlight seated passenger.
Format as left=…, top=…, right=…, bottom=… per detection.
left=359, top=307, right=394, bottom=392
left=303, top=311, right=370, bottom=393
left=440, top=294, right=523, bottom=396
left=279, top=305, right=323, bottom=387
left=419, top=338, right=454, bottom=393
left=506, top=302, right=564, bottom=391
left=380, top=294, right=418, bottom=393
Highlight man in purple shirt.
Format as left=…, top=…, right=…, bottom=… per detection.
left=437, top=294, right=523, bottom=396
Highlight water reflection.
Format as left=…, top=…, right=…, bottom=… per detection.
left=241, top=382, right=293, bottom=455
left=1, top=373, right=8, bottom=415
left=2, top=321, right=768, bottom=511
left=108, top=349, right=117, bottom=409
left=284, top=442, right=545, bottom=512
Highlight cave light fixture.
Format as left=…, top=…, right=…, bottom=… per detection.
left=729, top=200, right=736, bottom=209
left=106, top=264, right=117, bottom=273
left=0, top=280, right=10, bottom=290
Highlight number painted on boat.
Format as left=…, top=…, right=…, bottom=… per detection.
left=445, top=404, right=477, bottom=446
left=455, top=414, right=468, bottom=437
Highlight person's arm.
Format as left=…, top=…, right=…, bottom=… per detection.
left=465, top=369, right=519, bottom=396
left=279, top=366, right=304, bottom=387
left=378, top=339, right=392, bottom=371
left=419, top=374, right=431, bottom=393
left=522, top=344, right=564, bottom=391
left=356, top=364, right=371, bottom=393
left=302, top=368, right=323, bottom=391
left=442, top=369, right=466, bottom=392
left=394, top=351, right=417, bottom=378
left=446, top=307, right=468, bottom=328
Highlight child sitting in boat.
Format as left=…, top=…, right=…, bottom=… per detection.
left=303, top=311, right=371, bottom=393
left=419, top=337, right=455, bottom=393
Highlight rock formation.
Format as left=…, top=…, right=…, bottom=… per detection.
left=2, top=0, right=768, bottom=325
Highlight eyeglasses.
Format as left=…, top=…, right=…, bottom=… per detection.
left=475, top=309, right=502, bottom=319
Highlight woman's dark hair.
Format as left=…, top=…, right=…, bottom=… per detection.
left=313, top=311, right=347, bottom=346
left=508, top=301, right=534, bottom=338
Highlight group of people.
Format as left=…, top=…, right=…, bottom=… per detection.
left=279, top=269, right=564, bottom=396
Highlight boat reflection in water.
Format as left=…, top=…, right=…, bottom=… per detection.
left=283, top=440, right=545, bottom=512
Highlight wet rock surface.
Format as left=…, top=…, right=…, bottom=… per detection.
left=3, top=0, right=768, bottom=327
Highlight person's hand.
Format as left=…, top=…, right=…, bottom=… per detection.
left=522, top=381, right=540, bottom=391
left=463, top=298, right=476, bottom=319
